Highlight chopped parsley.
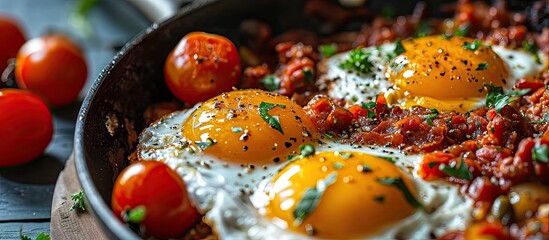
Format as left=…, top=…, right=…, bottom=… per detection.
left=299, top=143, right=316, bottom=158
left=381, top=156, right=395, bottom=163
left=523, top=40, right=541, bottom=64
left=259, top=101, right=286, bottom=134
left=339, top=152, right=353, bottom=159
left=324, top=133, right=334, bottom=139
left=455, top=24, right=470, bottom=37
left=259, top=75, right=280, bottom=91
left=339, top=48, right=374, bottom=74
left=231, top=126, right=243, bottom=133
left=532, top=144, right=549, bottom=163
left=439, top=159, right=473, bottom=181
left=70, top=190, right=86, bottom=213
left=476, top=62, right=489, bottom=71
left=440, top=24, right=470, bottom=39
left=394, top=39, right=406, bottom=56
left=414, top=21, right=432, bottom=38
left=378, top=177, right=423, bottom=208
left=485, top=83, right=529, bottom=113
left=530, top=112, right=549, bottom=124
left=303, top=68, right=314, bottom=84
left=20, top=232, right=50, bottom=240
left=427, top=162, right=438, bottom=169
left=319, top=44, right=337, bottom=58
left=462, top=39, right=483, bottom=51
left=361, top=101, right=376, bottom=119
left=333, top=162, right=344, bottom=169
left=425, top=108, right=439, bottom=126
left=195, top=138, right=216, bottom=150
left=127, top=206, right=146, bottom=224
left=293, top=172, right=338, bottom=226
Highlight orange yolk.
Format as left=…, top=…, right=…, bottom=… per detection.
left=182, top=89, right=319, bottom=165
left=264, top=151, right=418, bottom=238
left=386, top=36, right=509, bottom=112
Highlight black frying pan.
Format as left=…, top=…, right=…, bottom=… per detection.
left=74, top=0, right=452, bottom=238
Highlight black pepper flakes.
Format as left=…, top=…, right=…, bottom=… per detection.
left=284, top=142, right=293, bottom=148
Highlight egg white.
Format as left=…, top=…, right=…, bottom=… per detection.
left=134, top=37, right=549, bottom=239
left=321, top=41, right=548, bottom=108
left=138, top=108, right=473, bottom=239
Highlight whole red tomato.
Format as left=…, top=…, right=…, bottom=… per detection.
left=164, top=32, right=241, bottom=105
left=0, top=16, right=25, bottom=72
left=0, top=89, right=53, bottom=167
left=15, top=35, right=87, bottom=107
left=111, top=161, right=200, bottom=239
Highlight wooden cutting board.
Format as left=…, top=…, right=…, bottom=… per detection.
left=50, top=153, right=109, bottom=239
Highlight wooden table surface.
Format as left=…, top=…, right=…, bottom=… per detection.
left=0, top=1, right=150, bottom=238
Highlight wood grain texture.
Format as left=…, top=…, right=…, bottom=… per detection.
left=50, top=154, right=109, bottom=240
left=0, top=179, right=54, bottom=222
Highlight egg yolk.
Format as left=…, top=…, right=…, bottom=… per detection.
left=182, top=89, right=319, bottom=165
left=386, top=36, right=509, bottom=112
left=264, top=151, right=418, bottom=238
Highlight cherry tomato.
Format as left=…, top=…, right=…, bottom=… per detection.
left=164, top=32, right=241, bottom=105
left=15, top=35, right=87, bottom=107
left=0, top=16, right=25, bottom=72
left=0, top=89, right=53, bottom=167
left=465, top=221, right=511, bottom=240
left=111, top=161, right=199, bottom=239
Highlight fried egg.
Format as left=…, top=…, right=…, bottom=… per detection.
left=322, top=36, right=547, bottom=112
left=138, top=89, right=473, bottom=239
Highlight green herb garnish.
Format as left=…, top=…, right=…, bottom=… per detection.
left=259, top=75, right=280, bottom=91
left=195, top=138, right=216, bottom=150
left=381, top=156, right=395, bottom=163
left=394, top=39, right=406, bottom=56
left=259, top=101, right=286, bottom=134
left=485, top=83, right=529, bottom=113
left=325, top=133, right=334, bottom=139
left=427, top=162, right=438, bottom=169
left=455, top=24, right=470, bottom=37
left=231, top=126, right=243, bottom=133
left=339, top=48, right=374, bottom=74
left=70, top=190, right=86, bottom=213
left=440, top=24, right=470, bottom=39
left=532, top=144, right=549, bottom=163
left=378, top=177, right=423, bottom=208
left=361, top=101, right=377, bottom=119
left=333, top=162, right=344, bottom=169
left=339, top=152, right=353, bottom=159
left=303, top=68, right=314, bottom=84
left=127, top=206, right=147, bottom=224
left=415, top=21, right=432, bottom=38
left=462, top=39, right=483, bottom=51
left=530, top=112, right=549, bottom=124
left=425, top=108, right=439, bottom=126
left=523, top=40, right=541, bottom=64
left=299, top=143, right=316, bottom=158
left=20, top=232, right=51, bottom=240
left=319, top=44, right=337, bottom=58
left=293, top=172, right=338, bottom=226
left=439, top=159, right=473, bottom=181
left=476, top=62, right=489, bottom=71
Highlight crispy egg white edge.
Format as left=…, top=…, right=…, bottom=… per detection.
left=323, top=41, right=548, bottom=108
left=138, top=108, right=473, bottom=239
